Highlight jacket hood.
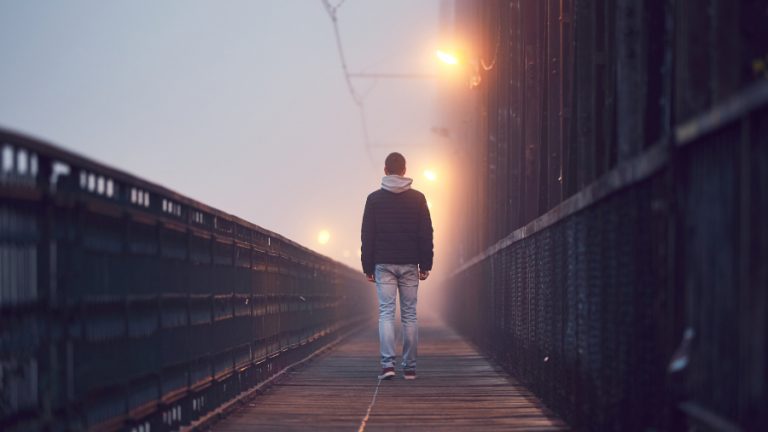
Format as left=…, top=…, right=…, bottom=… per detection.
left=381, top=175, right=413, bottom=193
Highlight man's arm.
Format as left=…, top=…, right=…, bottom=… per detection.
left=417, top=195, right=434, bottom=277
left=361, top=195, right=376, bottom=278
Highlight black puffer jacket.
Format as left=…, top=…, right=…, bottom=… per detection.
left=361, top=185, right=433, bottom=275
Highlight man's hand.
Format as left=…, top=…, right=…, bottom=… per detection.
left=419, top=270, right=430, bottom=281
left=366, top=274, right=375, bottom=283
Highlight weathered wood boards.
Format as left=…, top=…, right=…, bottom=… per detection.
left=212, top=317, right=567, bottom=431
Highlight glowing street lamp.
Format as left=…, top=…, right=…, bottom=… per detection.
left=317, top=230, right=331, bottom=245
left=436, top=46, right=483, bottom=88
left=435, top=50, right=459, bottom=65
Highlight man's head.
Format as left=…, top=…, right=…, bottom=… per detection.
left=384, top=152, right=406, bottom=176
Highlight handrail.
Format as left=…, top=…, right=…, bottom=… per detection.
left=455, top=79, right=768, bottom=275
left=0, top=126, right=353, bottom=272
left=0, top=129, right=373, bottom=431
left=675, top=79, right=768, bottom=145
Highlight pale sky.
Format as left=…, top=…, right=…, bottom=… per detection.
left=0, top=0, right=450, bottom=270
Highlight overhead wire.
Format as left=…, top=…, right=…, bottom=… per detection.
left=320, top=0, right=377, bottom=167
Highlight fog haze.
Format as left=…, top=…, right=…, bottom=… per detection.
left=0, top=0, right=446, bottom=271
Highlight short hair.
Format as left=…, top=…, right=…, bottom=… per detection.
left=385, top=152, right=406, bottom=175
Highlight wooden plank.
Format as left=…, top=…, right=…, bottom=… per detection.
left=574, top=0, right=596, bottom=189
left=615, top=0, right=645, bottom=161
left=210, top=316, right=567, bottom=431
left=495, top=1, right=510, bottom=240
left=560, top=0, right=577, bottom=197
left=508, top=0, right=525, bottom=233
left=522, top=0, right=545, bottom=224
left=545, top=0, right=564, bottom=209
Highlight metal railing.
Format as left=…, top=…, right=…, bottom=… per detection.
left=0, top=129, right=374, bottom=431
left=445, top=80, right=768, bottom=431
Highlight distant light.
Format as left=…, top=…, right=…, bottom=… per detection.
left=424, top=170, right=437, bottom=182
left=435, top=50, right=459, bottom=65
left=317, top=230, right=331, bottom=245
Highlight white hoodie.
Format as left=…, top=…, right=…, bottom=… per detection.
left=381, top=175, right=413, bottom=193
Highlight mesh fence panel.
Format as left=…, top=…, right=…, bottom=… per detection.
left=0, top=131, right=376, bottom=431
left=447, top=102, right=768, bottom=431
left=448, top=170, right=680, bottom=431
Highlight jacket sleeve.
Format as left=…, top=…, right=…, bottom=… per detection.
left=361, top=195, right=376, bottom=275
left=418, top=196, right=434, bottom=272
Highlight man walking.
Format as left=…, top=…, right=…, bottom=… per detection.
left=361, top=152, right=434, bottom=380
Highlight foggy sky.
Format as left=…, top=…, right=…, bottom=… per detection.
left=0, top=0, right=446, bottom=270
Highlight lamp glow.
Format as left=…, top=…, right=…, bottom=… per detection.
left=424, top=170, right=437, bottom=182
left=317, top=230, right=331, bottom=245
left=435, top=50, right=459, bottom=65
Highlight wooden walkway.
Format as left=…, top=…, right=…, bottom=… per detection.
left=210, top=316, right=567, bottom=431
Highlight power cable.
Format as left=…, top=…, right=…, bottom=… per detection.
left=320, top=0, right=377, bottom=167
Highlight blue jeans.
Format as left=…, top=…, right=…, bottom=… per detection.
left=375, top=264, right=419, bottom=371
